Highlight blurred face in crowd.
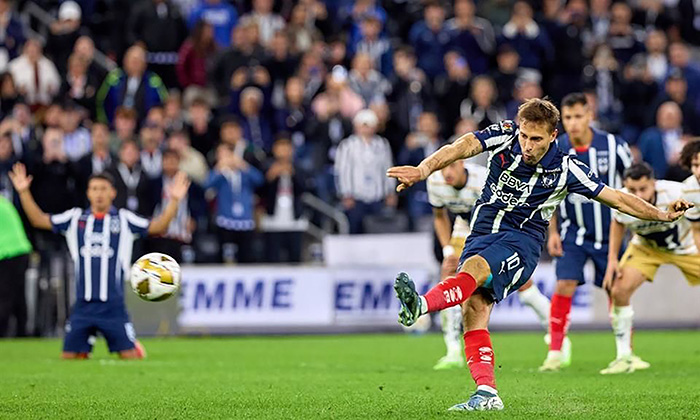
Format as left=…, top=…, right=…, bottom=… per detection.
left=497, top=49, right=519, bottom=73
left=1, top=73, right=15, bottom=97
left=511, top=1, right=534, bottom=26
left=657, top=102, right=682, bottom=131
left=74, top=36, right=95, bottom=61
left=189, top=102, right=210, bottom=125
left=669, top=43, right=690, bottom=68
left=418, top=112, right=439, bottom=138
left=240, top=90, right=262, bottom=116
left=454, top=0, right=475, bottom=20
left=91, top=123, right=110, bottom=151
left=120, top=141, right=140, bottom=168
left=124, top=46, right=147, bottom=78
left=140, top=123, right=164, bottom=151
left=0, top=135, right=12, bottom=161
left=328, top=40, right=347, bottom=66
left=393, top=49, right=415, bottom=76
left=665, top=77, right=687, bottom=102
left=272, top=139, right=294, bottom=162
left=566, top=0, right=589, bottom=24
left=591, top=0, right=610, bottom=15
left=165, top=96, right=182, bottom=120
left=352, top=53, right=373, bottom=76
left=270, top=31, right=289, bottom=58
left=13, top=103, right=31, bottom=126
left=354, top=120, right=376, bottom=138
left=646, top=30, right=667, bottom=55
left=115, top=112, right=136, bottom=138
left=24, top=39, right=42, bottom=63
left=162, top=152, right=180, bottom=177
left=623, top=176, right=655, bottom=204
left=361, top=18, right=381, bottom=40
left=168, top=133, right=188, bottom=154
left=441, top=160, right=467, bottom=188
left=561, top=103, right=593, bottom=142
left=285, top=77, right=304, bottom=106
left=253, top=0, right=273, bottom=14
left=516, top=80, right=542, bottom=102
left=518, top=119, right=557, bottom=166
left=0, top=0, right=10, bottom=14
left=290, top=4, right=307, bottom=26
left=220, top=122, right=242, bottom=145
left=424, top=4, right=445, bottom=31
left=146, top=107, right=165, bottom=129
left=42, top=127, right=64, bottom=156
left=471, top=77, right=495, bottom=108
left=445, top=52, right=470, bottom=80
left=68, top=55, right=88, bottom=78
left=87, top=178, right=117, bottom=212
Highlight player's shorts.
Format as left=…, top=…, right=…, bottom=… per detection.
left=458, top=231, right=542, bottom=303
left=619, top=243, right=700, bottom=285
left=555, top=240, right=609, bottom=287
left=63, top=312, right=137, bottom=354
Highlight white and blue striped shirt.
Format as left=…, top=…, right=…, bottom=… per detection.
left=335, top=134, right=396, bottom=203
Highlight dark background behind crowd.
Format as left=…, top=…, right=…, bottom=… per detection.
left=0, top=0, right=699, bottom=336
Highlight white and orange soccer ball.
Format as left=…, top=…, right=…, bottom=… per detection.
left=130, top=253, right=181, bottom=302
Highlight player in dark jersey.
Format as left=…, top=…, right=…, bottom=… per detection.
left=540, top=93, right=634, bottom=372
left=387, top=98, right=692, bottom=412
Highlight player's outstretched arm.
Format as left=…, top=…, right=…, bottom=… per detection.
left=148, top=172, right=191, bottom=235
left=387, top=133, right=484, bottom=192
left=9, top=163, right=52, bottom=230
left=594, top=185, right=694, bottom=222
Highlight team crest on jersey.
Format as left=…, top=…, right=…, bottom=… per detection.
left=110, top=218, right=121, bottom=234
left=500, top=121, right=514, bottom=133
left=597, top=156, right=609, bottom=175
left=542, top=174, right=558, bottom=188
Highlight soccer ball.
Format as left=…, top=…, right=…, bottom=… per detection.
left=130, top=253, right=181, bottom=302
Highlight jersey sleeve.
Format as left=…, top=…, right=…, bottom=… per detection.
left=566, top=156, right=605, bottom=199
left=50, top=208, right=80, bottom=235
left=121, top=209, right=151, bottom=237
left=472, top=120, right=516, bottom=152
left=427, top=175, right=445, bottom=208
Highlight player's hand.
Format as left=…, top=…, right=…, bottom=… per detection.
left=602, top=259, right=620, bottom=292
left=441, top=255, right=459, bottom=278
left=167, top=171, right=191, bottom=202
left=547, top=232, right=563, bottom=257
left=386, top=165, right=426, bottom=192
left=664, top=199, right=694, bottom=222
left=8, top=162, right=32, bottom=193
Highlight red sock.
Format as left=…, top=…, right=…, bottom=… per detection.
left=423, top=272, right=478, bottom=313
left=549, top=294, right=572, bottom=351
left=464, top=329, right=496, bottom=389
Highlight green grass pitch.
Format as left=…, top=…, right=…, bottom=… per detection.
left=2, top=331, right=700, bottom=419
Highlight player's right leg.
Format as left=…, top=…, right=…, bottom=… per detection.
left=61, top=316, right=96, bottom=360
left=600, top=265, right=648, bottom=374
left=448, top=292, right=503, bottom=412
left=98, top=317, right=146, bottom=360
left=394, top=254, right=491, bottom=327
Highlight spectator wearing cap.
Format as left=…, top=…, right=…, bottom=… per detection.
left=347, top=52, right=390, bottom=108
left=61, top=101, right=91, bottom=162
left=637, top=101, right=685, bottom=180
left=459, top=75, right=506, bottom=130
left=0, top=0, right=27, bottom=71
left=408, top=0, right=451, bottom=80
left=497, top=0, right=553, bottom=76
left=127, top=0, right=188, bottom=88
left=649, top=68, right=700, bottom=135
left=58, top=54, right=101, bottom=119
left=167, top=130, right=208, bottom=185
left=260, top=136, right=307, bottom=263
left=445, top=0, right=495, bottom=76
left=349, top=12, right=393, bottom=77
left=177, top=19, right=218, bottom=90
left=335, top=109, right=396, bottom=234
left=8, top=38, right=61, bottom=109
left=46, top=1, right=86, bottom=75
left=206, top=143, right=264, bottom=263
left=107, top=139, right=153, bottom=215
left=97, top=44, right=168, bottom=126
left=188, top=0, right=238, bottom=48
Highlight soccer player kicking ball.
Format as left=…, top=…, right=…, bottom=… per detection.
left=601, top=163, right=700, bottom=374
left=9, top=163, right=190, bottom=359
left=540, top=93, right=633, bottom=372
left=428, top=160, right=552, bottom=370
left=386, top=98, right=692, bottom=412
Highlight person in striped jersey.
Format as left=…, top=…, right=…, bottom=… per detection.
left=602, top=163, right=700, bottom=374
left=387, top=98, right=693, bottom=412
left=427, top=159, right=553, bottom=370
left=9, top=163, right=190, bottom=359
left=540, top=93, right=633, bottom=372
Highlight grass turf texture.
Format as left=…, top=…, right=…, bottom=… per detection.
left=1, top=331, right=700, bottom=419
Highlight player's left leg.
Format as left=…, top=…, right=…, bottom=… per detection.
left=448, top=292, right=503, bottom=412
left=600, top=266, right=648, bottom=374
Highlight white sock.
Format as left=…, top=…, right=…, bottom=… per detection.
left=440, top=306, right=463, bottom=357
left=611, top=305, right=634, bottom=359
left=477, top=385, right=498, bottom=394
left=419, top=296, right=428, bottom=315
left=518, top=285, right=550, bottom=330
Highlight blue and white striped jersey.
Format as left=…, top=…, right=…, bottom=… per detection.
left=51, top=207, right=150, bottom=316
left=557, top=128, right=632, bottom=249
left=470, top=121, right=605, bottom=243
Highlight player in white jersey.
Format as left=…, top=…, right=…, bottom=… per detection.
left=680, top=140, right=700, bottom=249
left=427, top=160, right=553, bottom=370
left=602, top=163, right=700, bottom=374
